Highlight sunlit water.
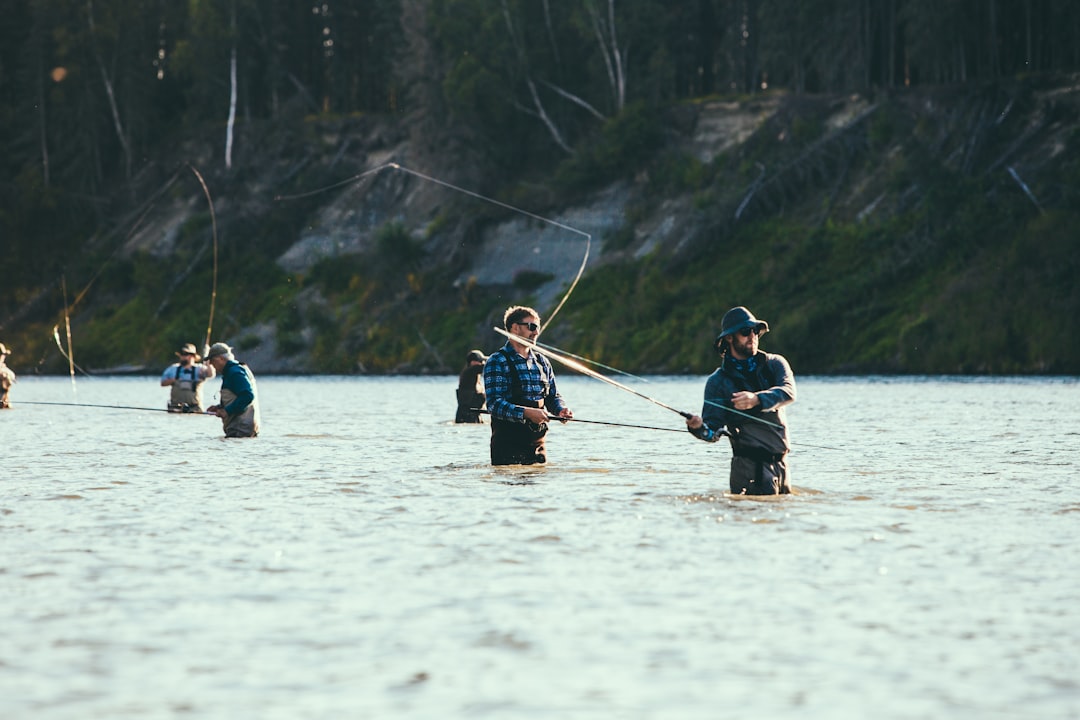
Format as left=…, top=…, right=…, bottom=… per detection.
left=3, top=375, right=1079, bottom=719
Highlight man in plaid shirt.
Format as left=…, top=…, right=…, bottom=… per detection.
left=483, top=305, right=573, bottom=465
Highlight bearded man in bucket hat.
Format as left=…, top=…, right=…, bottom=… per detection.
left=686, top=306, right=796, bottom=495
left=160, top=342, right=216, bottom=413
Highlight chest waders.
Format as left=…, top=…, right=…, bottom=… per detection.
left=490, top=349, right=549, bottom=466
left=455, top=366, right=485, bottom=424
left=168, top=365, right=204, bottom=413
left=219, top=365, right=259, bottom=438
left=0, top=367, right=12, bottom=408
left=724, top=356, right=791, bottom=495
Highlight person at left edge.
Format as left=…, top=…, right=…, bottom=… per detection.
left=161, top=342, right=216, bottom=413
left=0, top=343, right=15, bottom=409
left=204, top=342, right=260, bottom=438
left=483, top=305, right=572, bottom=465
left=455, top=349, right=487, bottom=423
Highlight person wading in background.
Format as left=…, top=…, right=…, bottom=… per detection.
left=204, top=342, right=260, bottom=438
left=483, top=306, right=572, bottom=465
left=686, top=306, right=796, bottom=495
left=456, top=349, right=488, bottom=423
left=0, top=343, right=15, bottom=409
left=160, top=342, right=216, bottom=413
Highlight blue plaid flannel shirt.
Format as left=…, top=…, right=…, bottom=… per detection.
left=483, top=342, right=566, bottom=423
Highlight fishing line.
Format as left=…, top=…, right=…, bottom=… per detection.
left=274, top=162, right=591, bottom=331
left=19, top=400, right=212, bottom=414
left=702, top=398, right=783, bottom=429
left=40, top=170, right=183, bottom=374
left=474, top=409, right=684, bottom=433
left=534, top=339, right=652, bottom=384
left=494, top=327, right=692, bottom=419
left=69, top=170, right=183, bottom=311
left=187, top=164, right=219, bottom=350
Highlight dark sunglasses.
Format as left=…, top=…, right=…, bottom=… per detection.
left=738, top=327, right=760, bottom=338
left=513, top=321, right=540, bottom=332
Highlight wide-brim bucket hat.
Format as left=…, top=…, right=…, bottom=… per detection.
left=715, top=306, right=769, bottom=347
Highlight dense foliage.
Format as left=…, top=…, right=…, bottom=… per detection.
left=2, top=1, right=1079, bottom=374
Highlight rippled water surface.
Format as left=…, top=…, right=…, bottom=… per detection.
left=3, top=375, right=1079, bottom=719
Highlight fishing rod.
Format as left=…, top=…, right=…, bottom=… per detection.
left=494, top=327, right=692, bottom=419
left=19, top=400, right=213, bottom=415
left=474, top=409, right=687, bottom=433
left=52, top=325, right=91, bottom=378
left=187, top=164, right=219, bottom=350
left=492, top=329, right=843, bottom=450
left=59, top=276, right=78, bottom=392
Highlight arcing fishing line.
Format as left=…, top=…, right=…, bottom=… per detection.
left=274, top=163, right=591, bottom=331
left=535, top=339, right=651, bottom=384
left=475, top=409, right=683, bottom=433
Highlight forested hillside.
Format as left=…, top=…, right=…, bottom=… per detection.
left=2, top=1, right=1078, bottom=375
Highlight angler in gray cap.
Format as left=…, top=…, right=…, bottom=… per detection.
left=685, top=306, right=796, bottom=495
left=204, top=342, right=260, bottom=437
left=160, top=342, right=216, bottom=413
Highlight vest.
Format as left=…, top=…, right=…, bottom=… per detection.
left=169, top=364, right=204, bottom=410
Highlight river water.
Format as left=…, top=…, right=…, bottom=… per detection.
left=2, top=374, right=1078, bottom=719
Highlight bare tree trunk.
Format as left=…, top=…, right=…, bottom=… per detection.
left=540, top=81, right=606, bottom=120
left=606, top=0, right=625, bottom=110
left=584, top=0, right=626, bottom=112
left=742, top=0, right=759, bottom=94
left=500, top=0, right=574, bottom=154
left=225, top=2, right=238, bottom=170
left=541, top=0, right=562, bottom=73
left=525, top=78, right=573, bottom=154
left=1024, top=0, right=1030, bottom=70
left=36, top=28, right=50, bottom=186
left=226, top=47, right=237, bottom=169
left=988, top=0, right=999, bottom=77
left=87, top=0, right=131, bottom=179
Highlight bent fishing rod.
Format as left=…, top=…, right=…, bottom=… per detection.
left=493, top=329, right=842, bottom=450
left=187, top=164, right=219, bottom=351
left=494, top=327, right=693, bottom=419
